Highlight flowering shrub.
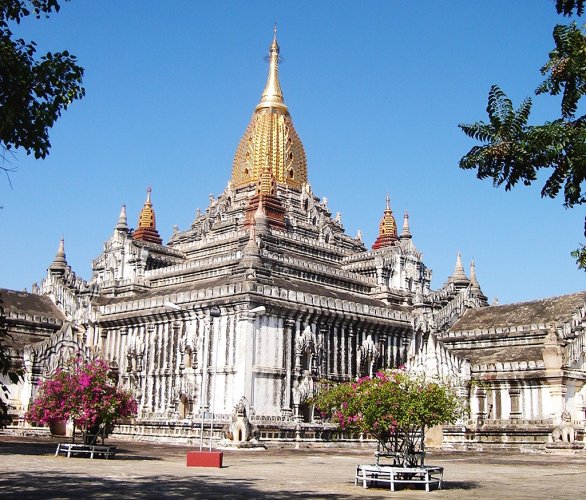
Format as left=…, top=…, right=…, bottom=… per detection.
left=312, top=370, right=464, bottom=464
left=26, top=358, right=137, bottom=439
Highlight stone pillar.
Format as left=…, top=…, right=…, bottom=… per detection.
left=475, top=387, right=487, bottom=420
left=283, top=318, right=295, bottom=415
left=144, top=324, right=155, bottom=415
left=340, top=324, right=347, bottom=377
left=233, top=308, right=256, bottom=407
left=319, top=324, right=329, bottom=377
left=509, top=387, right=521, bottom=419
left=348, top=327, right=355, bottom=378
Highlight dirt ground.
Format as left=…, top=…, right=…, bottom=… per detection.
left=1, top=435, right=585, bottom=499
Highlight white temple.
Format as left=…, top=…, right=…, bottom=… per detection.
left=2, top=32, right=585, bottom=448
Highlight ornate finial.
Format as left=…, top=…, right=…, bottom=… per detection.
left=400, top=210, right=412, bottom=239
left=454, top=252, right=465, bottom=274
left=256, top=27, right=287, bottom=112
left=451, top=252, right=470, bottom=287
left=49, top=238, right=67, bottom=273
left=253, top=196, right=269, bottom=232
left=372, top=196, right=398, bottom=250
left=116, top=204, right=128, bottom=232
left=133, top=188, right=163, bottom=244
left=470, top=259, right=481, bottom=290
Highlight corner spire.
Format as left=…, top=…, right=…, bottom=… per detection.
left=451, top=252, right=470, bottom=288
left=372, top=195, right=398, bottom=250
left=400, top=210, right=412, bottom=239
left=469, top=260, right=488, bottom=303
left=133, top=187, right=163, bottom=245
left=115, top=204, right=128, bottom=232
left=470, top=260, right=480, bottom=290
left=256, top=26, right=287, bottom=113
left=49, top=238, right=67, bottom=273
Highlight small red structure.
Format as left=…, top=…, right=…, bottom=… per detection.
left=186, top=451, right=223, bottom=468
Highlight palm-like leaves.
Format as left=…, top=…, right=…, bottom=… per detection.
left=537, top=23, right=586, bottom=119
left=459, top=85, right=534, bottom=192
left=556, top=0, right=585, bottom=17
left=459, top=17, right=586, bottom=269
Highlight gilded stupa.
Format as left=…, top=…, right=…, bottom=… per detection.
left=231, top=27, right=308, bottom=189
left=132, top=187, right=163, bottom=244
left=372, top=195, right=398, bottom=249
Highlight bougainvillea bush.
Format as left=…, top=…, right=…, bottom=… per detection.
left=312, top=370, right=464, bottom=465
left=26, top=358, right=137, bottom=441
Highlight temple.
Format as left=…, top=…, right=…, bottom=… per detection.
left=1, top=32, right=585, bottom=448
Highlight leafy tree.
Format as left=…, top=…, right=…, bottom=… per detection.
left=0, top=0, right=84, bottom=170
left=26, top=357, right=137, bottom=443
left=311, top=370, right=464, bottom=467
left=0, top=0, right=83, bottom=423
left=459, top=0, right=586, bottom=269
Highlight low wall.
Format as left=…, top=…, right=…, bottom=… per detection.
left=443, top=420, right=585, bottom=451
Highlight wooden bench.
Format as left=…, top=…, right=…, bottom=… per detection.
left=355, top=464, right=443, bottom=492
left=55, top=443, right=117, bottom=459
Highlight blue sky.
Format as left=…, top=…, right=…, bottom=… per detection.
left=1, top=1, right=583, bottom=304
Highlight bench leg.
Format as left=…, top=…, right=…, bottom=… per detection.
left=55, top=444, right=60, bottom=457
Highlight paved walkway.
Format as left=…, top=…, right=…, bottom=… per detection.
left=1, top=435, right=585, bottom=499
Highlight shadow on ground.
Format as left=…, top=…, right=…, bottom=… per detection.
left=0, top=440, right=163, bottom=461
left=0, top=471, right=353, bottom=499
left=437, top=480, right=480, bottom=491
left=0, top=440, right=57, bottom=456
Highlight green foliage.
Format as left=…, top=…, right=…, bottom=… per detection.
left=459, top=6, right=586, bottom=269
left=556, top=0, right=585, bottom=17
left=0, top=0, right=85, bottom=161
left=537, top=22, right=586, bottom=119
left=0, top=293, right=24, bottom=426
left=311, top=370, right=464, bottom=456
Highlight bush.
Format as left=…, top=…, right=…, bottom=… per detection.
left=26, top=358, right=137, bottom=439
left=312, top=370, right=465, bottom=463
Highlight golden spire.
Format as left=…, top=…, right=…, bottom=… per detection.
left=138, top=187, right=155, bottom=229
left=133, top=187, right=163, bottom=244
left=372, top=195, right=398, bottom=250
left=256, top=25, right=287, bottom=113
left=232, top=29, right=308, bottom=190
left=379, top=195, right=397, bottom=237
